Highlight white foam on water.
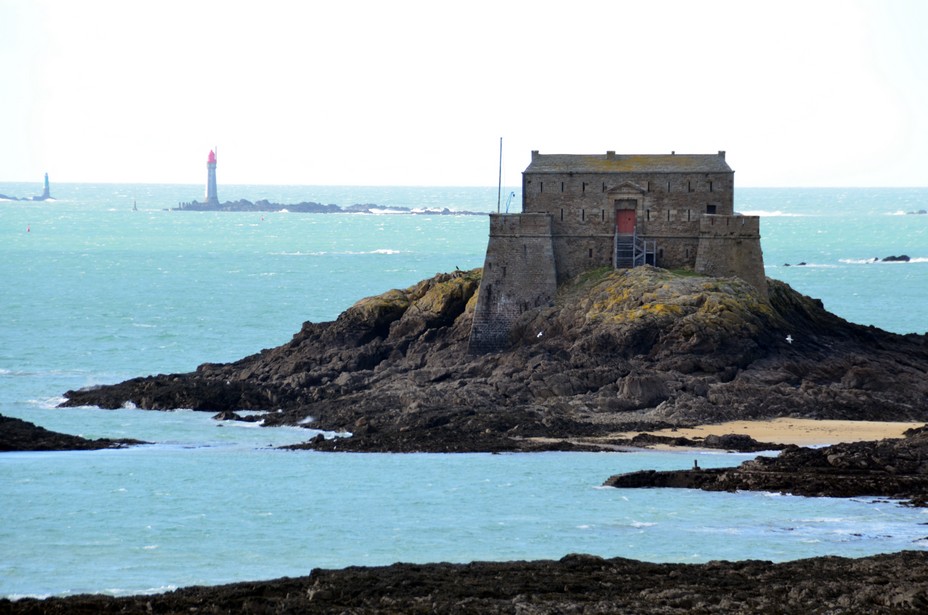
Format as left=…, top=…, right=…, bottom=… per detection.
left=737, top=210, right=807, bottom=217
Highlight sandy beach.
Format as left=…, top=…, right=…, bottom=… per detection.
left=623, top=418, right=924, bottom=448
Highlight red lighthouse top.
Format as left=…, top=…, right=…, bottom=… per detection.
left=208, top=150, right=216, bottom=164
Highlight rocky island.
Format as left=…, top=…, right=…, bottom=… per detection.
left=60, top=266, right=928, bottom=453
left=0, top=173, right=53, bottom=202
left=65, top=153, right=928, bottom=452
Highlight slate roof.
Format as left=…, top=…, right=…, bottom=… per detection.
left=524, top=153, right=732, bottom=174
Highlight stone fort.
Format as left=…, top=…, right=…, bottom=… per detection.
left=468, top=150, right=766, bottom=354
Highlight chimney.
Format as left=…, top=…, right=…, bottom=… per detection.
left=718, top=150, right=726, bottom=160
left=531, top=150, right=540, bottom=161
left=606, top=150, right=615, bottom=160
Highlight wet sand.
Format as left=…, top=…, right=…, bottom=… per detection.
left=622, top=418, right=924, bottom=448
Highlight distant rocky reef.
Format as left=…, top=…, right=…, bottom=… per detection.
left=0, top=191, right=52, bottom=202
left=0, top=194, right=53, bottom=202
left=174, top=199, right=485, bottom=215
left=785, top=254, right=917, bottom=266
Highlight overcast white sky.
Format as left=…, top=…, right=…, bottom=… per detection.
left=2, top=0, right=927, bottom=187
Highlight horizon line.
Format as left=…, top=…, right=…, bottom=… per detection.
left=3, top=180, right=928, bottom=190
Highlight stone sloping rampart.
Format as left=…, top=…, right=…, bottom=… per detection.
left=467, top=214, right=557, bottom=354
left=695, top=215, right=766, bottom=296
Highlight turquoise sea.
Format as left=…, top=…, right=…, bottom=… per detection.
left=1, top=183, right=927, bottom=599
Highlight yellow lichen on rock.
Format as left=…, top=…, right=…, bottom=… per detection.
left=545, top=266, right=783, bottom=359
left=347, top=288, right=412, bottom=326
left=344, top=269, right=482, bottom=340
left=411, top=271, right=480, bottom=318
left=582, top=267, right=699, bottom=323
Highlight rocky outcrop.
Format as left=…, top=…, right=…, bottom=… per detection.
left=60, top=266, right=928, bottom=452
left=624, top=431, right=786, bottom=453
left=174, top=199, right=484, bottom=215
left=605, top=425, right=928, bottom=506
left=6, top=551, right=928, bottom=614
left=0, top=414, right=145, bottom=452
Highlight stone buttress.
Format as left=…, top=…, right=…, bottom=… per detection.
left=694, top=215, right=766, bottom=296
left=467, top=214, right=557, bottom=354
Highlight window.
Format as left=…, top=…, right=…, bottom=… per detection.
left=709, top=181, right=713, bottom=192
left=588, top=248, right=593, bottom=258
left=540, top=182, right=543, bottom=193
left=582, top=182, right=586, bottom=193
left=601, top=209, right=605, bottom=221
left=561, top=182, right=565, bottom=192
left=707, top=204, right=717, bottom=214
left=581, top=209, right=585, bottom=221
left=560, top=208, right=564, bottom=221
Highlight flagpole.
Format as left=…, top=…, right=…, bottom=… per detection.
left=497, top=137, right=502, bottom=214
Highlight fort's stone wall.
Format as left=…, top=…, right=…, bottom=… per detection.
left=695, top=215, right=767, bottom=295
left=467, top=214, right=557, bottom=354
left=551, top=235, right=614, bottom=282
left=522, top=168, right=734, bottom=280
left=523, top=172, right=734, bottom=217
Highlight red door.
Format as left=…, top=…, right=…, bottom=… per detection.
left=616, top=209, right=636, bottom=234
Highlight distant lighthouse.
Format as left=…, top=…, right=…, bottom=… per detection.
left=205, top=149, right=219, bottom=205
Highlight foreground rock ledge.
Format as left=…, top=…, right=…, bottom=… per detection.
left=60, top=267, right=928, bottom=453
left=5, top=552, right=928, bottom=614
